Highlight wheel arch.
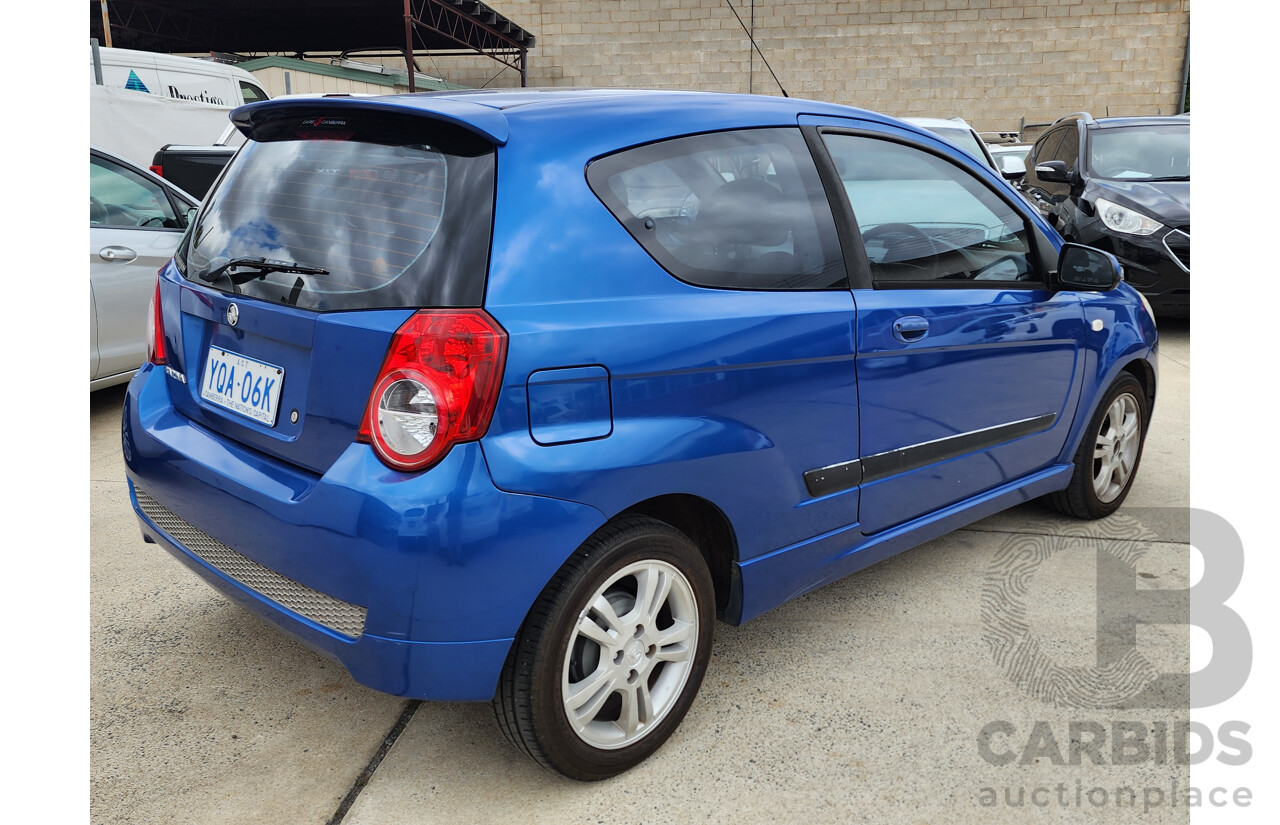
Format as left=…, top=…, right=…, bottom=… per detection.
left=618, top=494, right=741, bottom=622
left=1121, top=357, right=1157, bottom=417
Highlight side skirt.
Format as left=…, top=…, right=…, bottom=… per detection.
left=731, top=463, right=1073, bottom=625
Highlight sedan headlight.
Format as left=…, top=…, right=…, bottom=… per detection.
left=1095, top=198, right=1163, bottom=236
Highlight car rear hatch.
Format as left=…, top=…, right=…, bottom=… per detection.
left=162, top=97, right=502, bottom=475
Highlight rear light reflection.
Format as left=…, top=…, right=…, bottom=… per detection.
left=146, top=278, right=166, bottom=365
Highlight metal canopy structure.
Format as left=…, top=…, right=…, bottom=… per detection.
left=90, top=1, right=536, bottom=88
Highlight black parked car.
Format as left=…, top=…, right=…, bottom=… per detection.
left=1019, top=113, right=1189, bottom=316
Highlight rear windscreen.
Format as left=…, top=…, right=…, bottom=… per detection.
left=177, top=116, right=495, bottom=311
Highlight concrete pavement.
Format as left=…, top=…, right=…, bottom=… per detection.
left=91, top=320, right=1191, bottom=825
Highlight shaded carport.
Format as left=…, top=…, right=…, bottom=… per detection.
left=90, top=0, right=536, bottom=89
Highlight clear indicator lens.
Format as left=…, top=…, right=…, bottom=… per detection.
left=377, top=378, right=439, bottom=456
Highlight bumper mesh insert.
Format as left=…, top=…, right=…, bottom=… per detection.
left=135, top=488, right=368, bottom=638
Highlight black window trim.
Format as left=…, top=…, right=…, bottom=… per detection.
left=585, top=126, right=851, bottom=293
left=808, top=125, right=1052, bottom=291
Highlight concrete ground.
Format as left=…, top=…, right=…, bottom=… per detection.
left=91, top=320, right=1191, bottom=825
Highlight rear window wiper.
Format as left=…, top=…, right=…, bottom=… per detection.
left=200, top=256, right=329, bottom=285
left=1144, top=175, right=1190, bottom=182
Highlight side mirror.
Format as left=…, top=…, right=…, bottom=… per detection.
left=1034, top=160, right=1076, bottom=185
left=998, top=155, right=1026, bottom=180
left=1057, top=243, right=1122, bottom=291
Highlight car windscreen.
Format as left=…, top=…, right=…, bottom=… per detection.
left=1087, top=123, right=1190, bottom=181
left=924, top=126, right=986, bottom=163
left=176, top=118, right=495, bottom=311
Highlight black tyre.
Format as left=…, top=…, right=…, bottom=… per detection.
left=1048, top=372, right=1149, bottom=519
left=492, top=516, right=716, bottom=780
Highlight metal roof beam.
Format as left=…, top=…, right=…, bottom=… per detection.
left=405, top=0, right=531, bottom=89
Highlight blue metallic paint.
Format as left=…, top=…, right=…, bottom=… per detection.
left=850, top=287, right=1085, bottom=533
left=123, top=90, right=1159, bottom=702
left=527, top=365, right=613, bottom=445
left=125, top=362, right=609, bottom=699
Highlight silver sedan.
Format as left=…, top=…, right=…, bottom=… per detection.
left=90, top=146, right=197, bottom=389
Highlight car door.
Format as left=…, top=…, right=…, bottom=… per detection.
left=90, top=151, right=192, bottom=383
left=801, top=117, right=1087, bottom=535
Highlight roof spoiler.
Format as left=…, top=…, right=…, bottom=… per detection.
left=229, top=96, right=510, bottom=145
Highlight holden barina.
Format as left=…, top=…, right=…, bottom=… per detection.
left=123, top=89, right=1158, bottom=780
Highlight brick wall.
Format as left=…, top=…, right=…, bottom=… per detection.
left=426, top=0, right=1188, bottom=135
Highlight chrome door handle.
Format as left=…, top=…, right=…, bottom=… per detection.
left=99, top=246, right=138, bottom=263
left=892, top=315, right=929, bottom=343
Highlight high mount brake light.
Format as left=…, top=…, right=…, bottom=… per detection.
left=358, top=310, right=507, bottom=472
left=146, top=277, right=166, bottom=366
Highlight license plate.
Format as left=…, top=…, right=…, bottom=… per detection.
left=200, top=347, right=284, bottom=426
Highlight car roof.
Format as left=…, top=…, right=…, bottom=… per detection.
left=1091, top=115, right=1191, bottom=129
left=232, top=88, right=916, bottom=147
left=902, top=116, right=973, bottom=130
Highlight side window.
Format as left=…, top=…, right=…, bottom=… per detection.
left=1031, top=129, right=1065, bottom=167
left=239, top=81, right=269, bottom=104
left=587, top=128, right=847, bottom=290
left=1051, top=126, right=1080, bottom=168
left=821, top=133, right=1040, bottom=287
left=90, top=155, right=182, bottom=229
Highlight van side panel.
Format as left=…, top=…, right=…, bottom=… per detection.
left=91, top=46, right=261, bottom=107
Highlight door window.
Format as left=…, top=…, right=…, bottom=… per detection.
left=1031, top=128, right=1065, bottom=167
left=821, top=133, right=1040, bottom=286
left=90, top=155, right=182, bottom=229
left=1049, top=126, right=1080, bottom=168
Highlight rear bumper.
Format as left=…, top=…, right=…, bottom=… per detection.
left=123, top=363, right=605, bottom=700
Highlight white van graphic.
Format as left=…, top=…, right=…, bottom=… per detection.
left=92, top=46, right=268, bottom=109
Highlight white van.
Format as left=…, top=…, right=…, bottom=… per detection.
left=90, top=45, right=270, bottom=108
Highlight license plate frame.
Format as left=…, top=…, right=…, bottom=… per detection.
left=200, top=347, right=285, bottom=426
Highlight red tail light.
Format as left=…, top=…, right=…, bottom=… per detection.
left=358, top=310, right=507, bottom=472
left=149, top=164, right=164, bottom=178
left=146, top=278, right=166, bottom=365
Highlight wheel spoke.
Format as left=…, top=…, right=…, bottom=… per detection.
left=1094, top=457, right=1113, bottom=493
left=565, top=667, right=617, bottom=727
left=590, top=594, right=629, bottom=636
left=618, top=681, right=654, bottom=737
left=633, top=565, right=673, bottom=626
left=1119, top=412, right=1140, bottom=443
left=653, top=620, right=695, bottom=662
left=575, top=614, right=616, bottom=648
left=1109, top=398, right=1127, bottom=429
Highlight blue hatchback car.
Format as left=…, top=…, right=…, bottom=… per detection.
left=123, top=89, right=1157, bottom=780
